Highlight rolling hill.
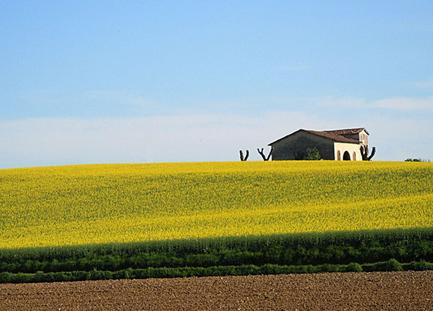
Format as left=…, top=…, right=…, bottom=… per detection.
left=1, top=161, right=433, bottom=283
left=1, top=161, right=433, bottom=249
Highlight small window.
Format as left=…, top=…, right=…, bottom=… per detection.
left=337, top=150, right=341, bottom=160
left=353, top=152, right=357, bottom=160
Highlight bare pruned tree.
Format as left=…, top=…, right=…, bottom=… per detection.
left=360, top=145, right=376, bottom=161
left=239, top=150, right=249, bottom=161
left=257, top=147, right=273, bottom=161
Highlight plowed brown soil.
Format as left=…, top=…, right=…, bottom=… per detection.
left=1, top=271, right=433, bottom=310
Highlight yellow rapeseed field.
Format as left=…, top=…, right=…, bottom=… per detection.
left=1, top=161, right=433, bottom=249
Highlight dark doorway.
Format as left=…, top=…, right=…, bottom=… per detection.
left=343, top=151, right=351, bottom=161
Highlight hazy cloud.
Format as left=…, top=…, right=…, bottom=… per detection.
left=318, top=96, right=433, bottom=111
left=374, top=97, right=433, bottom=111
left=275, top=63, right=310, bottom=73
left=1, top=110, right=432, bottom=168
left=8, top=90, right=160, bottom=118
left=413, top=79, right=433, bottom=89
left=0, top=112, right=323, bottom=168
left=316, top=97, right=368, bottom=109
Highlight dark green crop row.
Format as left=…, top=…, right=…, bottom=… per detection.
left=1, top=259, right=433, bottom=284
left=1, top=229, right=433, bottom=277
left=0, top=229, right=433, bottom=282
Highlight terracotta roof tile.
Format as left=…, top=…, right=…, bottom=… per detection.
left=269, top=128, right=367, bottom=145
left=325, top=128, right=369, bottom=135
left=305, top=130, right=360, bottom=144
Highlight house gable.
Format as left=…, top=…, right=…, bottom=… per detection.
left=324, top=128, right=369, bottom=146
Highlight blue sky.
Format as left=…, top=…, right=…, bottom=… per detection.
left=1, top=1, right=433, bottom=167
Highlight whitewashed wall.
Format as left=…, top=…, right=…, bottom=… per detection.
left=334, top=142, right=363, bottom=161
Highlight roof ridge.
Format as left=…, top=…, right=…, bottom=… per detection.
left=269, top=128, right=362, bottom=145
left=324, top=127, right=368, bottom=135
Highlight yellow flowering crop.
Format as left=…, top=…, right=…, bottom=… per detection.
left=1, top=161, right=433, bottom=249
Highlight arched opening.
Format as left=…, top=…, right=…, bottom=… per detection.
left=337, top=150, right=341, bottom=160
left=343, top=151, right=351, bottom=161
left=352, top=152, right=357, bottom=161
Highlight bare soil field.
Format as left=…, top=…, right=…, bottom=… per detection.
left=1, top=271, right=433, bottom=311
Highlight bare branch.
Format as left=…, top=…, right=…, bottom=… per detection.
left=367, top=147, right=376, bottom=161
left=360, top=145, right=376, bottom=161
left=257, top=147, right=273, bottom=161
left=239, top=150, right=249, bottom=161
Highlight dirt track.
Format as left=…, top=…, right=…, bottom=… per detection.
left=1, top=271, right=433, bottom=310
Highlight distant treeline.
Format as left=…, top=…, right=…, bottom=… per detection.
left=405, top=158, right=431, bottom=162
left=1, top=229, right=433, bottom=283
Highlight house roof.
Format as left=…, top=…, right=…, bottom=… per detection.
left=269, top=128, right=367, bottom=146
left=324, top=128, right=369, bottom=135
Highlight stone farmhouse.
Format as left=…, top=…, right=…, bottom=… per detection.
left=269, top=128, right=370, bottom=161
